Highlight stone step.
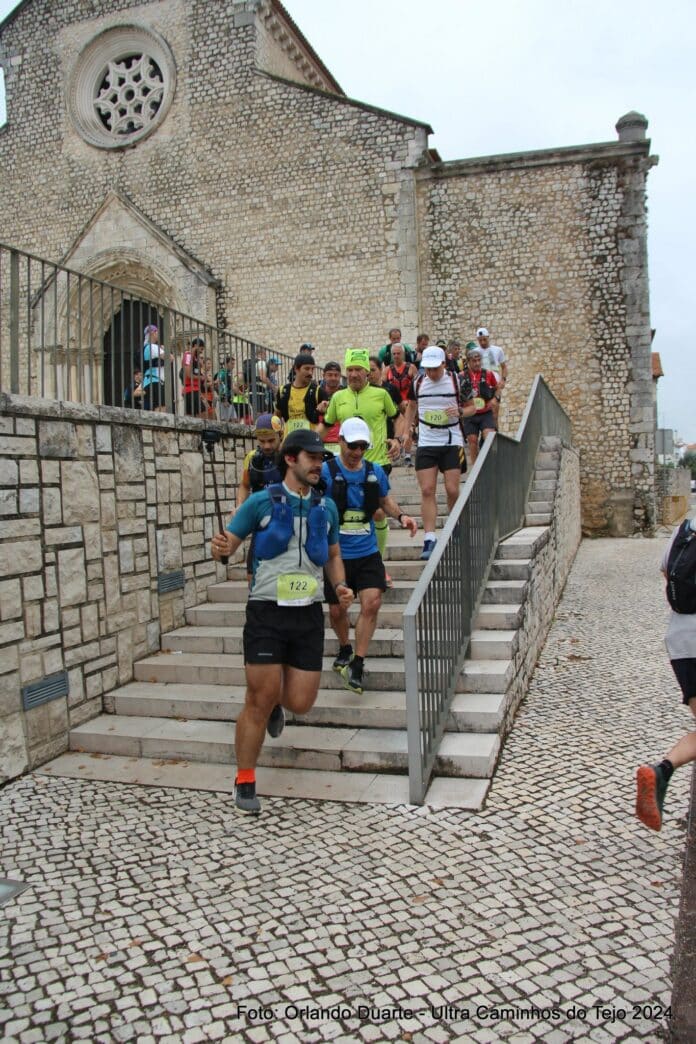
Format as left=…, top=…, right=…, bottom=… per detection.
left=490, top=558, right=531, bottom=581
left=110, top=682, right=509, bottom=736
left=527, top=499, right=552, bottom=513
left=134, top=650, right=509, bottom=694
left=539, top=435, right=562, bottom=450
left=481, top=579, right=527, bottom=604
left=534, top=469, right=558, bottom=482
left=162, top=625, right=406, bottom=658
left=473, top=603, right=524, bottom=630
left=448, top=692, right=508, bottom=733
left=133, top=652, right=409, bottom=690
left=531, top=479, right=557, bottom=492
left=187, top=602, right=409, bottom=629
left=536, top=450, right=560, bottom=468
left=110, top=681, right=507, bottom=734
left=459, top=659, right=513, bottom=694
left=207, top=580, right=416, bottom=605
left=111, top=682, right=407, bottom=729
left=469, top=629, right=517, bottom=660
left=38, top=753, right=491, bottom=810
left=525, top=512, right=552, bottom=526
left=69, top=714, right=499, bottom=778
left=226, top=558, right=425, bottom=583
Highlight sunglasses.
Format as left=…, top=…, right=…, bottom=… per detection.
left=345, top=441, right=369, bottom=451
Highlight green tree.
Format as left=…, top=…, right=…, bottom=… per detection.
left=681, top=450, right=696, bottom=478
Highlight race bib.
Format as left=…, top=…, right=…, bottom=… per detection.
left=423, top=409, right=450, bottom=426
left=474, top=397, right=486, bottom=411
left=276, top=573, right=318, bottom=606
left=286, top=418, right=311, bottom=433
left=339, top=509, right=371, bottom=536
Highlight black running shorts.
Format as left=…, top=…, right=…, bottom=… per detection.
left=324, top=552, right=386, bottom=605
left=671, top=658, right=696, bottom=705
left=244, top=600, right=324, bottom=671
left=415, top=444, right=461, bottom=473
left=462, top=411, right=496, bottom=437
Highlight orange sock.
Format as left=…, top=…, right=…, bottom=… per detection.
left=236, top=768, right=255, bottom=784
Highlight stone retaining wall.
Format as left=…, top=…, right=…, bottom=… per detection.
left=501, top=443, right=582, bottom=738
left=0, top=395, right=249, bottom=785
left=656, top=465, right=691, bottom=527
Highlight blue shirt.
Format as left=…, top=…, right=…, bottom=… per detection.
left=228, top=484, right=340, bottom=603
left=320, top=459, right=389, bottom=560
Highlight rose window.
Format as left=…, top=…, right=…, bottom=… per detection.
left=95, top=54, right=165, bottom=138
left=68, top=26, right=176, bottom=150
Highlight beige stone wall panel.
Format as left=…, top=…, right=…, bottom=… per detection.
left=417, top=153, right=653, bottom=533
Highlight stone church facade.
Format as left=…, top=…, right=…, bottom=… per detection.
left=0, top=0, right=656, bottom=533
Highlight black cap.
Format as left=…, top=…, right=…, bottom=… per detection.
left=190, top=336, right=205, bottom=347
left=281, top=429, right=325, bottom=455
left=294, top=352, right=315, bottom=368
left=300, top=342, right=315, bottom=351
left=323, top=361, right=341, bottom=373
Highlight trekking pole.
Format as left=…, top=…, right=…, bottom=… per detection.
left=201, top=429, right=229, bottom=565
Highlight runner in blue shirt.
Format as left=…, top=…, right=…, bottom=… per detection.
left=212, top=428, right=353, bottom=815
left=320, top=418, right=417, bottom=694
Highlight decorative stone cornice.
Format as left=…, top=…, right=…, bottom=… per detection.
left=257, top=0, right=344, bottom=95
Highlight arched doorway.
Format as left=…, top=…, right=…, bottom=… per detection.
left=102, top=298, right=163, bottom=406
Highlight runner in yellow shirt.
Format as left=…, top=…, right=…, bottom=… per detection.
left=275, top=352, right=323, bottom=433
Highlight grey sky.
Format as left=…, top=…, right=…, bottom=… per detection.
left=1, top=0, right=693, bottom=440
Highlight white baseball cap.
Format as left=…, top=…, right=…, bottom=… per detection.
left=476, top=327, right=489, bottom=338
left=339, top=417, right=372, bottom=445
left=421, top=346, right=446, bottom=367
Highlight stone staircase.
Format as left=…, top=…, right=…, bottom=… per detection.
left=41, top=439, right=562, bottom=808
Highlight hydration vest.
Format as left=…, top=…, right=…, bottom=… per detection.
left=276, top=381, right=321, bottom=424
left=254, top=484, right=329, bottom=566
left=385, top=363, right=413, bottom=402
left=666, top=519, right=696, bottom=614
left=248, top=450, right=282, bottom=493
left=326, top=458, right=381, bottom=525
left=460, top=369, right=495, bottom=404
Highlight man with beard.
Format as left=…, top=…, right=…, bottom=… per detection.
left=275, top=352, right=322, bottom=432
left=212, top=429, right=352, bottom=815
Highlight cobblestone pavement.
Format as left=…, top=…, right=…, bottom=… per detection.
left=1, top=537, right=692, bottom=1043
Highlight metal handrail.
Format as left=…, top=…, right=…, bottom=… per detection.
left=0, top=242, right=295, bottom=418
left=403, top=376, right=572, bottom=803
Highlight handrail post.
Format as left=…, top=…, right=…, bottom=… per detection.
left=9, top=249, right=20, bottom=393
left=404, top=610, right=424, bottom=804
left=162, top=308, right=174, bottom=414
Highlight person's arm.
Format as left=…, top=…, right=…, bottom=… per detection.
left=324, top=543, right=354, bottom=609
left=402, top=398, right=417, bottom=452
left=379, top=494, right=418, bottom=537
left=236, top=474, right=251, bottom=508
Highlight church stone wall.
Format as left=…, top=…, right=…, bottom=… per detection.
left=417, top=146, right=655, bottom=534
left=0, top=0, right=427, bottom=361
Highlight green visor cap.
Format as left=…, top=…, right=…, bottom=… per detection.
left=344, top=348, right=370, bottom=371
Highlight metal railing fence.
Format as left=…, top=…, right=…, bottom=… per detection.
left=403, top=376, right=572, bottom=804
left=0, top=243, right=296, bottom=419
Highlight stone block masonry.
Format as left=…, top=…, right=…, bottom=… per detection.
left=0, top=394, right=251, bottom=784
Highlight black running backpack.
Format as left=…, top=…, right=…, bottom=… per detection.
left=666, top=520, right=696, bottom=614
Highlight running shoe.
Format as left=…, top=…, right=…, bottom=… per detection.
left=234, top=779, right=261, bottom=815
left=332, top=646, right=353, bottom=673
left=267, top=703, right=285, bottom=738
left=636, top=763, right=669, bottom=831
left=341, top=660, right=364, bottom=695
left=404, top=454, right=412, bottom=467
left=420, top=538, right=437, bottom=561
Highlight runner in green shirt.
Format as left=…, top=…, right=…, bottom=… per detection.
left=318, top=348, right=401, bottom=564
left=319, top=348, right=400, bottom=468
